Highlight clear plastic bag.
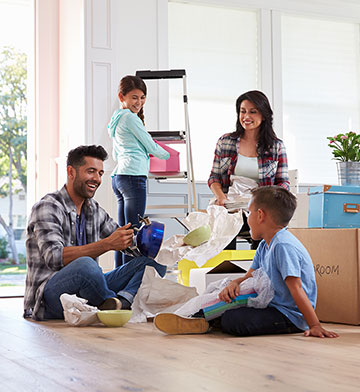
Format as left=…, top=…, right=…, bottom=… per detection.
left=175, top=267, right=274, bottom=317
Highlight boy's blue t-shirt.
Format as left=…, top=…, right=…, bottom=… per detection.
left=251, top=228, right=317, bottom=331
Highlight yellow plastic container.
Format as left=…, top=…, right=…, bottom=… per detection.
left=178, top=249, right=256, bottom=286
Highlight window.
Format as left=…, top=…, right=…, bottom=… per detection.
left=168, top=2, right=259, bottom=181
left=0, top=0, right=32, bottom=296
left=281, top=14, right=360, bottom=184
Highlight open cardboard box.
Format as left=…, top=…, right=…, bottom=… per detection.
left=189, top=260, right=252, bottom=295
left=289, top=228, right=360, bottom=325
left=178, top=250, right=256, bottom=287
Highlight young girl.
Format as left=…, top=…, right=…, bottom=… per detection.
left=108, top=75, right=169, bottom=267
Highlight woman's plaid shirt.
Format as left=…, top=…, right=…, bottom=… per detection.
left=208, top=133, right=289, bottom=193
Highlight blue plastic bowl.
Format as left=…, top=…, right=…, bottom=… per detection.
left=136, top=221, right=164, bottom=259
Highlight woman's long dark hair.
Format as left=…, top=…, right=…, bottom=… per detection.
left=118, top=75, right=147, bottom=125
left=230, top=90, right=278, bottom=156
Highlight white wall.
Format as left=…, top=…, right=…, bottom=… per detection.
left=83, top=0, right=169, bottom=222
left=33, top=0, right=169, bottom=269
left=32, top=0, right=60, bottom=205
left=59, top=0, right=85, bottom=158
left=84, top=0, right=169, bottom=268
left=33, top=0, right=169, bottom=200
left=33, top=0, right=360, bottom=196
left=32, top=0, right=360, bottom=268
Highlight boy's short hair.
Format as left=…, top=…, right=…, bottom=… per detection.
left=66, top=145, right=108, bottom=168
left=251, top=186, right=297, bottom=226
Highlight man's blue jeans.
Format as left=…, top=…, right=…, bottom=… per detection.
left=112, top=174, right=147, bottom=267
left=43, top=256, right=166, bottom=319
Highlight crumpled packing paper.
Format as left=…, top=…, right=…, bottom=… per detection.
left=227, top=175, right=258, bottom=198
left=174, top=267, right=274, bottom=317
left=60, top=293, right=99, bottom=327
left=208, top=175, right=257, bottom=212
left=155, top=205, right=243, bottom=268
left=130, top=266, right=274, bottom=323
left=129, top=266, right=198, bottom=323
left=174, top=277, right=232, bottom=318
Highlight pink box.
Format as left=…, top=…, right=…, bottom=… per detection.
left=149, top=140, right=180, bottom=174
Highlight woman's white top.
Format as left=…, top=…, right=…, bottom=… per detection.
left=234, top=153, right=259, bottom=181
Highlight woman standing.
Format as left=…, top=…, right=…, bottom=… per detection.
left=108, top=75, right=169, bottom=266
left=208, top=90, right=289, bottom=249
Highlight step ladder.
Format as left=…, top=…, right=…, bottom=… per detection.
left=136, top=69, right=197, bottom=218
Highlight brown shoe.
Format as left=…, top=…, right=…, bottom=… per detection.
left=98, top=297, right=121, bottom=310
left=154, top=313, right=209, bottom=335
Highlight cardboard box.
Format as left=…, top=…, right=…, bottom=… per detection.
left=178, top=250, right=256, bottom=287
left=189, top=260, right=252, bottom=295
left=149, top=140, right=180, bottom=174
left=308, top=185, right=360, bottom=228
left=289, top=228, right=360, bottom=325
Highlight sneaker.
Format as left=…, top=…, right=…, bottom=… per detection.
left=154, top=313, right=209, bottom=335
left=98, top=297, right=121, bottom=310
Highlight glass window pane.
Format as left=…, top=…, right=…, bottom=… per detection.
left=282, top=15, right=360, bottom=184
left=0, top=0, right=32, bottom=297
left=168, top=2, right=259, bottom=181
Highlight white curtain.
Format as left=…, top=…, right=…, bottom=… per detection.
left=282, top=15, right=360, bottom=184
left=168, top=2, right=259, bottom=181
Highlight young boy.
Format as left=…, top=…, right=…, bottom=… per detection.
left=154, top=186, right=338, bottom=338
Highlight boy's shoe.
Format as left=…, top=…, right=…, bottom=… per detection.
left=98, top=297, right=122, bottom=310
left=154, top=313, right=209, bottom=335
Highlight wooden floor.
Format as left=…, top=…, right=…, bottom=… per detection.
left=1, top=298, right=360, bottom=392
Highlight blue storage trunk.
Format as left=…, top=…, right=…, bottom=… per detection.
left=308, top=185, right=360, bottom=228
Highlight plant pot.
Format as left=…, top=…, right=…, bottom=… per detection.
left=337, top=161, right=360, bottom=185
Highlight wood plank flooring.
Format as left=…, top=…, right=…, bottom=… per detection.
left=1, top=298, right=360, bottom=392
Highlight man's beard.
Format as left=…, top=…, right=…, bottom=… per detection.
left=73, top=177, right=98, bottom=199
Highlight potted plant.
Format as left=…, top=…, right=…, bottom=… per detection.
left=327, top=132, right=360, bottom=185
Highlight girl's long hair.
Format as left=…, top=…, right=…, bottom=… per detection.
left=118, top=75, right=147, bottom=125
left=230, top=90, right=278, bottom=156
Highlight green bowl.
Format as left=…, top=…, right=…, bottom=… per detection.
left=97, top=310, right=132, bottom=327
left=183, top=224, right=211, bottom=247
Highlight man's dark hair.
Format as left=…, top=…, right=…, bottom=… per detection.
left=251, top=186, right=297, bottom=226
left=66, top=145, right=108, bottom=168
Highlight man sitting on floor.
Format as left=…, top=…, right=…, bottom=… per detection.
left=24, top=145, right=166, bottom=320
left=154, top=186, right=338, bottom=338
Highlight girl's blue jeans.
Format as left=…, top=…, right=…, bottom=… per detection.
left=43, top=256, right=166, bottom=319
left=112, top=174, right=147, bottom=267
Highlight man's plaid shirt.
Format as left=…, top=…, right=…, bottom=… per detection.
left=208, top=133, right=289, bottom=193
left=24, top=186, right=118, bottom=320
